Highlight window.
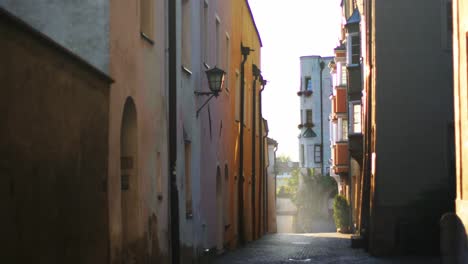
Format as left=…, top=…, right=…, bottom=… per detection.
left=182, top=0, right=192, bottom=69
left=306, top=109, right=312, bottom=124
left=140, top=0, right=154, bottom=40
left=244, top=84, right=249, bottom=126
left=215, top=17, right=220, bottom=66
left=341, top=63, right=347, bottom=85
left=305, top=77, right=312, bottom=91
left=301, top=144, right=305, bottom=167
left=314, top=144, right=322, bottom=164
left=307, top=145, right=314, bottom=166
left=225, top=34, right=231, bottom=91
left=349, top=103, right=362, bottom=133
left=342, top=119, right=348, bottom=140
left=347, top=33, right=360, bottom=65
left=203, top=0, right=209, bottom=64
left=185, top=142, right=192, bottom=217
left=235, top=71, right=240, bottom=121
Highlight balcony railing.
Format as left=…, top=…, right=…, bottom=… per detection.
left=297, top=90, right=313, bottom=97
left=332, top=142, right=349, bottom=174
left=298, top=122, right=314, bottom=129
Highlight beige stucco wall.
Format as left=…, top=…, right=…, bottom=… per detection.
left=107, top=0, right=169, bottom=263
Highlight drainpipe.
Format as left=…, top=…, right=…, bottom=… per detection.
left=259, top=77, right=267, bottom=234
left=168, top=0, right=180, bottom=263
left=238, top=44, right=253, bottom=245
left=319, top=59, right=325, bottom=176
left=251, top=64, right=260, bottom=239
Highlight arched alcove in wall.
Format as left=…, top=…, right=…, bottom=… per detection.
left=120, top=97, right=139, bottom=262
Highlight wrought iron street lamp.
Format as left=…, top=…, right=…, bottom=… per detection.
left=195, top=66, right=226, bottom=116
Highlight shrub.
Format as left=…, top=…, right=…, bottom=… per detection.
left=333, top=195, right=351, bottom=231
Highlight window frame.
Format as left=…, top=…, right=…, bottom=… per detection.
left=346, top=32, right=361, bottom=66
left=314, top=144, right=322, bottom=164
left=140, top=0, right=155, bottom=42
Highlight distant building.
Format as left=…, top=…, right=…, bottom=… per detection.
left=266, top=137, right=278, bottom=233
left=298, top=56, right=333, bottom=176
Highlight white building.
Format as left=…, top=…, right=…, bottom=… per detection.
left=298, top=56, right=333, bottom=175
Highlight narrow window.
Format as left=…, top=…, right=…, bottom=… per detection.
left=307, top=145, right=314, bottom=166
left=353, top=104, right=362, bottom=133
left=306, top=109, right=313, bottom=124
left=140, top=0, right=154, bottom=40
left=244, top=83, right=249, bottom=126
left=235, top=71, right=240, bottom=121
left=301, top=144, right=305, bottom=167
left=185, top=142, right=192, bottom=217
left=215, top=17, right=220, bottom=66
left=182, top=0, right=192, bottom=69
left=314, top=144, right=322, bottom=164
left=351, top=35, right=360, bottom=64
left=203, top=1, right=209, bottom=64
left=305, top=77, right=312, bottom=91
left=342, top=119, right=348, bottom=140
left=225, top=34, right=231, bottom=91
left=341, top=63, right=347, bottom=85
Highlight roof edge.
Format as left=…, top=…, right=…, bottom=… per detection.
left=0, top=7, right=113, bottom=83
left=245, top=0, right=263, bottom=47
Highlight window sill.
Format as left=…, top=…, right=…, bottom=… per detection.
left=140, top=32, right=154, bottom=45
left=182, top=66, right=192, bottom=75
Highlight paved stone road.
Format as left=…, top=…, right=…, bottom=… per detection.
left=212, top=233, right=440, bottom=264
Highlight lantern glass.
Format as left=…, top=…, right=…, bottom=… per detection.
left=206, top=67, right=225, bottom=94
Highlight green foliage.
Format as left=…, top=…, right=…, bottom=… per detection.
left=276, top=155, right=292, bottom=163
left=333, top=195, right=351, bottom=229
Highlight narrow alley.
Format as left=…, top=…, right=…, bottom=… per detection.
left=212, top=233, right=439, bottom=264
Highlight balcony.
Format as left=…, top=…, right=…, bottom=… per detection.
left=332, top=142, right=349, bottom=174
left=297, top=90, right=313, bottom=97
left=347, top=65, right=362, bottom=101
left=298, top=122, right=314, bottom=129
left=348, top=133, right=363, bottom=164
left=332, top=87, right=347, bottom=120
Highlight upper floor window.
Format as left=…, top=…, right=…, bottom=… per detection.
left=347, top=33, right=360, bottom=65
left=203, top=0, right=209, bottom=65
left=306, top=109, right=313, bottom=124
left=341, top=63, right=347, bottom=85
left=305, top=77, right=312, bottom=91
left=314, top=144, right=322, bottom=164
left=182, top=0, right=192, bottom=69
left=140, top=0, right=154, bottom=40
left=349, top=102, right=362, bottom=133
left=224, top=34, right=231, bottom=91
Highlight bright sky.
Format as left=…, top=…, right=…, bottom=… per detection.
left=248, top=0, right=342, bottom=162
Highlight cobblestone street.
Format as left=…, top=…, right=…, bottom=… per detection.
left=212, top=233, right=440, bottom=264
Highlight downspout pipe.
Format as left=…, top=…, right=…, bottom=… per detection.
left=251, top=64, right=260, bottom=239
left=238, top=44, right=253, bottom=245
left=319, top=60, right=325, bottom=176
left=259, top=77, right=267, bottom=234
left=168, top=0, right=180, bottom=263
